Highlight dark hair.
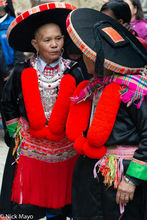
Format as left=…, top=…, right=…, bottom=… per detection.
left=100, top=0, right=131, bottom=23
left=5, top=0, right=16, bottom=17
left=128, top=0, right=144, bottom=20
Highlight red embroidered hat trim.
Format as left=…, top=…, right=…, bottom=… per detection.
left=66, top=15, right=96, bottom=62
left=7, top=2, right=77, bottom=39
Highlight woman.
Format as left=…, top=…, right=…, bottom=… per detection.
left=124, top=0, right=147, bottom=40
left=65, top=8, right=147, bottom=220
left=0, top=2, right=84, bottom=220
left=100, top=0, right=131, bottom=28
left=100, top=0, right=147, bottom=50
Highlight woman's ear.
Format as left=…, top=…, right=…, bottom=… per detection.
left=118, top=18, right=124, bottom=25
left=31, top=39, right=39, bottom=52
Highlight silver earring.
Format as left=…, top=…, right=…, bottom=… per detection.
left=36, top=51, right=39, bottom=58
left=61, top=48, right=64, bottom=56
left=36, top=51, right=39, bottom=63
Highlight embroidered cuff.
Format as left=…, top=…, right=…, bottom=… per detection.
left=6, top=118, right=19, bottom=137
left=126, top=158, right=147, bottom=181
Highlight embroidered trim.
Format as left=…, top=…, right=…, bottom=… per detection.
left=72, top=74, right=147, bottom=109
left=131, top=158, right=147, bottom=166
left=14, top=117, right=77, bottom=163
left=94, top=145, right=138, bottom=218
left=126, top=159, right=147, bottom=181
left=6, top=118, right=19, bottom=126
left=106, top=74, right=147, bottom=108
left=13, top=123, right=23, bottom=164
left=94, top=145, right=138, bottom=189
left=102, top=27, right=125, bottom=43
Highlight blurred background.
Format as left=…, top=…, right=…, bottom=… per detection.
left=12, top=0, right=147, bottom=18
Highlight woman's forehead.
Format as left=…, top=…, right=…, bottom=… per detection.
left=35, top=23, right=62, bottom=37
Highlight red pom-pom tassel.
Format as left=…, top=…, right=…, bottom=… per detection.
left=49, top=74, right=76, bottom=135
left=74, top=134, right=86, bottom=154
left=66, top=81, right=91, bottom=142
left=83, top=142, right=107, bottom=159
left=21, top=68, right=46, bottom=129
left=87, top=83, right=121, bottom=147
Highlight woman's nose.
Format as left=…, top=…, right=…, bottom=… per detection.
left=50, top=39, right=57, bottom=47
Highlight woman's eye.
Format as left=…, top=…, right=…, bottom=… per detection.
left=56, top=36, right=63, bottom=41
left=56, top=37, right=61, bottom=41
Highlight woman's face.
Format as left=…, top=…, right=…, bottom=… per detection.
left=123, top=0, right=137, bottom=20
left=102, top=9, right=130, bottom=28
left=102, top=9, right=118, bottom=20
left=83, top=54, right=95, bottom=75
left=31, top=23, right=64, bottom=64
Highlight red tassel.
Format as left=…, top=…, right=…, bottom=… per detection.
left=21, top=68, right=46, bottom=129
left=87, top=83, right=121, bottom=147
left=46, top=127, right=65, bottom=141
left=30, top=126, right=48, bottom=139
left=73, top=134, right=106, bottom=158
left=83, top=142, right=106, bottom=159
left=29, top=126, right=64, bottom=141
left=66, top=80, right=92, bottom=142
left=73, top=134, right=86, bottom=154
left=49, top=74, right=76, bottom=135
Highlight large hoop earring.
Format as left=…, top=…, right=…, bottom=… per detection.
left=61, top=48, right=64, bottom=56
left=35, top=51, right=39, bottom=63
left=36, top=51, right=39, bottom=58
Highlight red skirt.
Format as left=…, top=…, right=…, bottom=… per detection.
left=11, top=117, right=78, bottom=209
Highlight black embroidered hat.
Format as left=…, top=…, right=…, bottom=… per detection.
left=7, top=2, right=76, bottom=52
left=66, top=8, right=147, bottom=75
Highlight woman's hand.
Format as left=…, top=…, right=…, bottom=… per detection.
left=116, top=177, right=136, bottom=205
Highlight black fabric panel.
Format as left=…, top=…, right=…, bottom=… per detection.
left=72, top=156, right=147, bottom=220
